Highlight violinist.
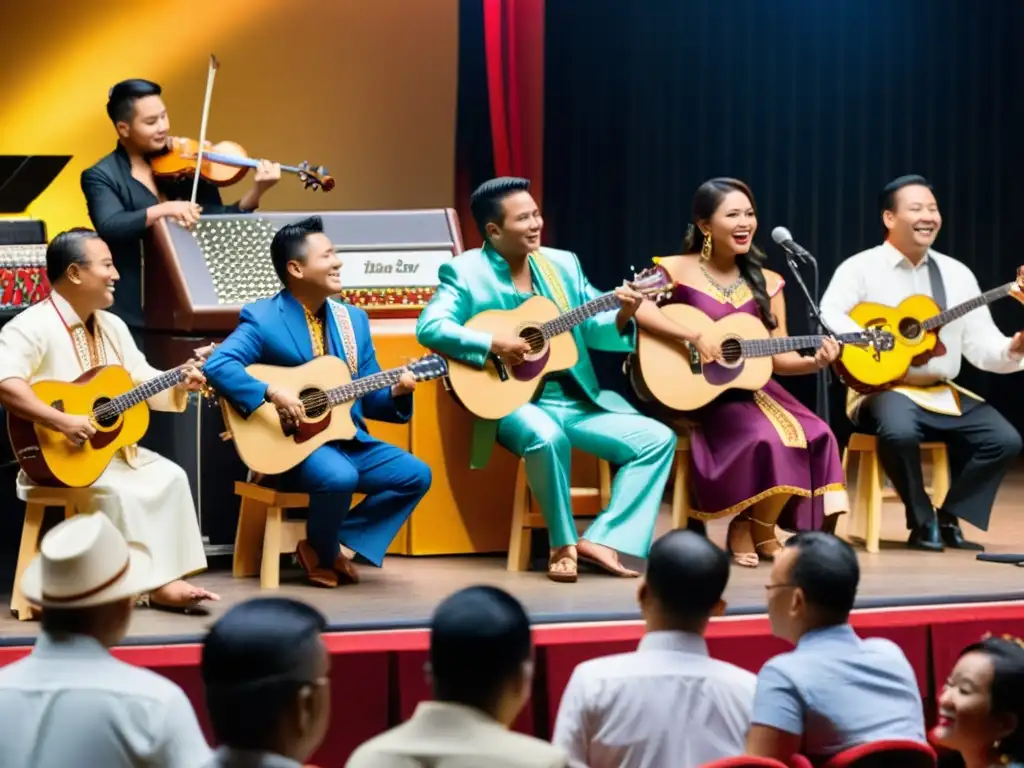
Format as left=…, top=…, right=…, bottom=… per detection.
left=80, top=78, right=281, bottom=332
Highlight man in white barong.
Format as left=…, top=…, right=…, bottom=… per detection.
left=0, top=228, right=217, bottom=612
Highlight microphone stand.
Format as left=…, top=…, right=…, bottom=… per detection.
left=781, top=251, right=831, bottom=422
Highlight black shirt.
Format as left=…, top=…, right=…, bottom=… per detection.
left=80, top=144, right=247, bottom=327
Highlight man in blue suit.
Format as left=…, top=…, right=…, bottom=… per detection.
left=203, top=216, right=431, bottom=588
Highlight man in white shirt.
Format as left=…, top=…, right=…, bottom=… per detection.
left=820, top=175, right=1023, bottom=551
left=552, top=530, right=756, bottom=768
left=0, top=513, right=212, bottom=768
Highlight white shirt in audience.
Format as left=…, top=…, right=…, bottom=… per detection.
left=552, top=630, right=756, bottom=768
left=0, top=632, right=212, bottom=768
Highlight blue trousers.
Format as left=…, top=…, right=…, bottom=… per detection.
left=281, top=438, right=431, bottom=566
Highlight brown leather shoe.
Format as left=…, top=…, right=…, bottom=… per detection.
left=333, top=552, right=360, bottom=584
left=296, top=540, right=338, bottom=588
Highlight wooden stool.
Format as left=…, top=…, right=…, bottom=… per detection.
left=841, top=433, right=950, bottom=554
left=233, top=482, right=311, bottom=589
left=671, top=434, right=691, bottom=530
left=507, top=459, right=611, bottom=571
left=12, top=488, right=81, bottom=621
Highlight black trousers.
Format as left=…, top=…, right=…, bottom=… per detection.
left=855, top=392, right=1021, bottom=531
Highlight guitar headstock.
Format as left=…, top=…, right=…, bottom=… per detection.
left=406, top=353, right=449, bottom=382
left=296, top=161, right=335, bottom=192
left=630, top=264, right=674, bottom=302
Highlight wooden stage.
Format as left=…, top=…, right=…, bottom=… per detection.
left=2, top=468, right=1023, bottom=647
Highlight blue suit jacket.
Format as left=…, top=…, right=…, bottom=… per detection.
left=203, top=291, right=412, bottom=441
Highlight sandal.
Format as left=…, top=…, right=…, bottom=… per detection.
left=750, top=517, right=783, bottom=561
left=548, top=547, right=578, bottom=583
left=577, top=539, right=640, bottom=578
left=727, top=517, right=759, bottom=568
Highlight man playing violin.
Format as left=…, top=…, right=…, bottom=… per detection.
left=80, top=78, right=282, bottom=333
left=821, top=175, right=1024, bottom=552
left=416, top=177, right=677, bottom=583
left=202, top=216, right=431, bottom=588
left=0, top=228, right=218, bottom=612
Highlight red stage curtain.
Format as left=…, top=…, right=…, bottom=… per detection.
left=455, top=0, right=545, bottom=250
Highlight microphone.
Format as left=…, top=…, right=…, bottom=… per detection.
left=771, top=227, right=815, bottom=265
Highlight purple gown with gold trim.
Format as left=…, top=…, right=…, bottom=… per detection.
left=651, top=278, right=849, bottom=531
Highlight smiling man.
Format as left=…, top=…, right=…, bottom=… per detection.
left=202, top=216, right=431, bottom=588
left=821, top=175, right=1024, bottom=553
left=0, top=228, right=217, bottom=613
left=416, top=177, right=676, bottom=583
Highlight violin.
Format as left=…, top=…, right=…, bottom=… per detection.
left=151, top=137, right=334, bottom=192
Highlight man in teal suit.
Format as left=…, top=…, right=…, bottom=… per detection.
left=416, top=177, right=676, bottom=582
left=204, top=216, right=431, bottom=589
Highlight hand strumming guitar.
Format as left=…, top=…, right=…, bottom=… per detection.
left=267, top=386, right=305, bottom=426
left=688, top=334, right=723, bottom=364
left=491, top=334, right=531, bottom=366
left=57, top=413, right=96, bottom=447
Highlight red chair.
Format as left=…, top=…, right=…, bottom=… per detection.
left=789, top=756, right=814, bottom=768
left=700, top=759, right=792, bottom=768
left=822, top=740, right=937, bottom=768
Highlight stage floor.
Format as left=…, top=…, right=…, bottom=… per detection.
left=2, top=472, right=1023, bottom=646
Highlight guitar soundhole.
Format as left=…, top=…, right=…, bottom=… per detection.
left=518, top=326, right=545, bottom=354
left=300, top=388, right=329, bottom=419
left=898, top=317, right=921, bottom=340
left=720, top=339, right=743, bottom=364
left=93, top=397, right=118, bottom=428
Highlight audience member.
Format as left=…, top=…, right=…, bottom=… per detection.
left=201, top=597, right=331, bottom=768
left=932, top=635, right=1024, bottom=768
left=747, top=531, right=926, bottom=763
left=0, top=514, right=211, bottom=768
left=346, top=585, right=567, bottom=767
left=552, top=529, right=755, bottom=767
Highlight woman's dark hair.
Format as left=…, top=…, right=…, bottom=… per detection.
left=959, top=636, right=1024, bottom=763
left=684, top=177, right=777, bottom=330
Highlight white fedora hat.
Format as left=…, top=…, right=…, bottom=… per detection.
left=20, top=514, right=158, bottom=609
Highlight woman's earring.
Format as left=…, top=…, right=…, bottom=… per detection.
left=700, top=232, right=713, bottom=261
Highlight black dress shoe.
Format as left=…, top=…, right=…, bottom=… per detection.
left=940, top=523, right=985, bottom=551
left=908, top=519, right=944, bottom=552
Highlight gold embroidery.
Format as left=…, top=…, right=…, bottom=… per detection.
left=530, top=251, right=571, bottom=314
left=327, top=300, right=359, bottom=377
left=692, top=482, right=848, bottom=520
left=303, top=305, right=326, bottom=357
left=753, top=390, right=807, bottom=449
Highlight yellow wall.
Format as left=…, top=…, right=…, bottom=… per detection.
left=0, top=0, right=458, bottom=235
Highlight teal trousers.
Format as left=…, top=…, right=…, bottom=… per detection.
left=497, top=381, right=676, bottom=558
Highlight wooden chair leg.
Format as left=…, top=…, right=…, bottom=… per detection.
left=598, top=459, right=611, bottom=508
left=864, top=450, right=883, bottom=554
left=261, top=506, right=285, bottom=589
left=12, top=502, right=47, bottom=621
left=671, top=451, right=690, bottom=529
left=233, top=497, right=266, bottom=578
left=931, top=446, right=951, bottom=509
left=507, top=463, right=532, bottom=572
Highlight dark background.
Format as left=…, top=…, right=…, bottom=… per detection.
left=540, top=0, right=1024, bottom=444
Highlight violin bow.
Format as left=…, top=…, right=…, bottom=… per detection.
left=190, top=54, right=220, bottom=206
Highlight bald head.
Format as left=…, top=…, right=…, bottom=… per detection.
left=644, top=530, right=730, bottom=624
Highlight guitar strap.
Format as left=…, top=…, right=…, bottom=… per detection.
left=530, top=251, right=571, bottom=314
left=327, top=300, right=359, bottom=377
left=926, top=254, right=947, bottom=310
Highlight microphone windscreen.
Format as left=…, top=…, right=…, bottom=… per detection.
left=771, top=226, right=792, bottom=245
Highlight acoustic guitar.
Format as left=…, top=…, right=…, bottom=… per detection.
left=218, top=353, right=448, bottom=475
left=837, top=267, right=1024, bottom=392
left=8, top=346, right=213, bottom=488
left=633, top=304, right=895, bottom=411
left=444, top=267, right=673, bottom=420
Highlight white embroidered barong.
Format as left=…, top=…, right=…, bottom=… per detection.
left=0, top=292, right=207, bottom=587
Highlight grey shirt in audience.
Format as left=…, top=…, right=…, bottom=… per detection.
left=751, top=623, right=926, bottom=758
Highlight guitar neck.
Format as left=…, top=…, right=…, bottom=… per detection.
left=202, top=151, right=307, bottom=177
left=738, top=332, right=867, bottom=358
left=101, top=367, right=186, bottom=417
left=921, top=283, right=1014, bottom=331
left=323, top=368, right=403, bottom=407
left=540, top=293, right=620, bottom=339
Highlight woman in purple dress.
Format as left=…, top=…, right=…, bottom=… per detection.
left=632, top=178, right=848, bottom=567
